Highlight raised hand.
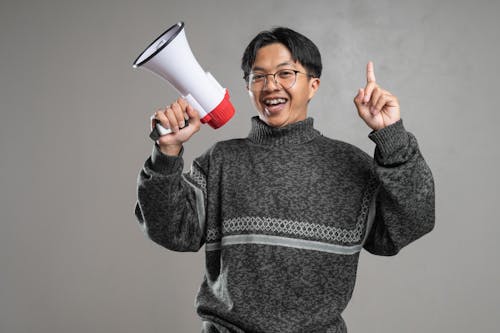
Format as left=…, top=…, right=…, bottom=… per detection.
left=353, top=61, right=400, bottom=131
left=152, top=97, right=201, bottom=156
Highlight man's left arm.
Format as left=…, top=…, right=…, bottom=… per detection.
left=365, top=120, right=435, bottom=255
left=354, top=62, right=435, bottom=255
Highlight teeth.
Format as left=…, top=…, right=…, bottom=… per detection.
left=265, top=98, right=286, bottom=105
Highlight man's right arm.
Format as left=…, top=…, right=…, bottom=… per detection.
left=135, top=98, right=205, bottom=252
left=135, top=144, right=207, bottom=252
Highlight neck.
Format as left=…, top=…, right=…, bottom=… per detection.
left=247, top=116, right=320, bottom=146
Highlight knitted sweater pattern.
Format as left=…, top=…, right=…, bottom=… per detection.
left=135, top=117, right=435, bottom=333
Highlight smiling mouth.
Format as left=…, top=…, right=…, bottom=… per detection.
left=263, top=98, right=288, bottom=106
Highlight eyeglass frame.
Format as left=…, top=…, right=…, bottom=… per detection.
left=247, top=69, right=314, bottom=91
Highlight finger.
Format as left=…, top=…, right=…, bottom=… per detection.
left=354, top=88, right=371, bottom=118
left=374, top=93, right=392, bottom=113
left=171, top=102, right=187, bottom=128
left=369, top=86, right=383, bottom=108
left=353, top=88, right=364, bottom=107
left=366, top=61, right=376, bottom=83
left=187, top=104, right=200, bottom=121
left=363, top=82, right=377, bottom=103
left=176, top=97, right=188, bottom=111
left=164, top=106, right=180, bottom=133
left=186, top=104, right=201, bottom=129
left=155, top=109, right=170, bottom=130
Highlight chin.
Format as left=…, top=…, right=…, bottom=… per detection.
left=259, top=112, right=291, bottom=128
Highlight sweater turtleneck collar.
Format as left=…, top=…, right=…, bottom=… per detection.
left=247, top=116, right=321, bottom=146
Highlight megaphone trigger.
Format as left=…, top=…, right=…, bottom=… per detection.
left=149, top=114, right=189, bottom=141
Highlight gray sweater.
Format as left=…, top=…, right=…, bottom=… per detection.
left=135, top=117, right=435, bottom=332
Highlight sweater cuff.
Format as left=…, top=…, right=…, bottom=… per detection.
left=150, top=144, right=184, bottom=174
left=368, top=119, right=409, bottom=158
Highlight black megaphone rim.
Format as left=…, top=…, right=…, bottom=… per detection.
left=132, top=21, right=185, bottom=68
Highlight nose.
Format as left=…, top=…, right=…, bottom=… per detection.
left=263, top=74, right=280, bottom=91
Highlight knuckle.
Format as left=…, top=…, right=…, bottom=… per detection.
left=165, top=112, right=175, bottom=122
left=177, top=97, right=186, bottom=106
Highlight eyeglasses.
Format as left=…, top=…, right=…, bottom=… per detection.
left=248, top=69, right=312, bottom=92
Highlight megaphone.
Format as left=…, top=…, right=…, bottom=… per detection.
left=133, top=22, right=235, bottom=139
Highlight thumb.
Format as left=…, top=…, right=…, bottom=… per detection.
left=185, top=104, right=202, bottom=136
left=353, top=88, right=364, bottom=107
left=186, top=104, right=200, bottom=122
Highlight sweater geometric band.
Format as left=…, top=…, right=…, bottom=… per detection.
left=209, top=214, right=366, bottom=245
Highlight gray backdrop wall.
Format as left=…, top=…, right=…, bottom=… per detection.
left=1, top=0, right=498, bottom=332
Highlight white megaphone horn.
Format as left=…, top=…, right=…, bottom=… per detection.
left=133, top=22, right=235, bottom=140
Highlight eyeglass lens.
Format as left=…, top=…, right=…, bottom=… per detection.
left=249, top=70, right=298, bottom=91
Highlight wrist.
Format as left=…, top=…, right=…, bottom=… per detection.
left=159, top=143, right=182, bottom=156
left=151, top=144, right=183, bottom=174
left=368, top=119, right=407, bottom=157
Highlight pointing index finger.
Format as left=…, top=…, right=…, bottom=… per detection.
left=366, top=61, right=376, bottom=83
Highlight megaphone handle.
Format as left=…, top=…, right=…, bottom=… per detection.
left=149, top=120, right=189, bottom=141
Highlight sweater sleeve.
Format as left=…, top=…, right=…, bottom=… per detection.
left=134, top=144, right=207, bottom=252
left=363, top=120, right=435, bottom=256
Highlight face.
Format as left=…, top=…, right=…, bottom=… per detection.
left=247, top=43, right=320, bottom=128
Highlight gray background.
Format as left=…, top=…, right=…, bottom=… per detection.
left=1, top=0, right=498, bottom=332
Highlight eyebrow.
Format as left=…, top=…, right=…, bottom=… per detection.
left=252, top=61, right=295, bottom=72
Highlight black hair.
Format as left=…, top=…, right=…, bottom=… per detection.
left=241, top=27, right=322, bottom=82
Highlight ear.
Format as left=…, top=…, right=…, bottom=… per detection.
left=308, top=77, right=320, bottom=100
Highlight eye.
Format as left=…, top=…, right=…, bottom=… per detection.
left=251, top=73, right=265, bottom=82
left=277, top=70, right=295, bottom=79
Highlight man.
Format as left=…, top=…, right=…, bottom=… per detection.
left=135, top=27, right=434, bottom=332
